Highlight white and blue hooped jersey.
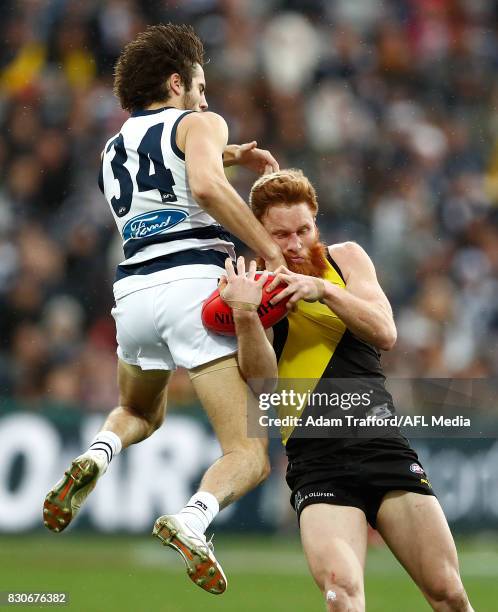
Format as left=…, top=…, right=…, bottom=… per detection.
left=99, top=106, right=235, bottom=299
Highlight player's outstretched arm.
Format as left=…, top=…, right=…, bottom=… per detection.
left=268, top=242, right=397, bottom=351
left=179, top=112, right=284, bottom=270
left=220, top=257, right=277, bottom=393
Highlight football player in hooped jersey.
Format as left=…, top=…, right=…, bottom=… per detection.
left=43, top=24, right=283, bottom=595
left=229, top=170, right=473, bottom=611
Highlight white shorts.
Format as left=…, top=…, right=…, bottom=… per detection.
left=111, top=277, right=237, bottom=371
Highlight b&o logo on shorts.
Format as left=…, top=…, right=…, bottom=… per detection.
left=294, top=491, right=304, bottom=511
left=295, top=490, right=335, bottom=512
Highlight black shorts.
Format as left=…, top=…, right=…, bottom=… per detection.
left=286, top=436, right=435, bottom=529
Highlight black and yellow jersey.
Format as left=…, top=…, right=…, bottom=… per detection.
left=272, top=251, right=399, bottom=459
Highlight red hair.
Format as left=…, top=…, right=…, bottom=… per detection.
left=249, top=169, right=318, bottom=220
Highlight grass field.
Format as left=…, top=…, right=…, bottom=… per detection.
left=1, top=533, right=497, bottom=611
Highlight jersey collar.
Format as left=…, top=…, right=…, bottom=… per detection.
left=131, top=106, right=175, bottom=117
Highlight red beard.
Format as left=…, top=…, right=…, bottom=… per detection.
left=285, top=240, right=328, bottom=277
left=257, top=240, right=329, bottom=278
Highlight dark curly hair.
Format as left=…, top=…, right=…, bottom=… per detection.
left=113, top=24, right=204, bottom=113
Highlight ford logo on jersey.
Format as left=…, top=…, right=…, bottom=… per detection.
left=122, top=210, right=188, bottom=241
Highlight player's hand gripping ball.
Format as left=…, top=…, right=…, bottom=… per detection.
left=202, top=262, right=290, bottom=336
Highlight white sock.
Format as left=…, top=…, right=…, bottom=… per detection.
left=85, top=431, right=122, bottom=473
left=178, top=492, right=219, bottom=535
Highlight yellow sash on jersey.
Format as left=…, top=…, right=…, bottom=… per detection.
left=276, top=259, right=347, bottom=443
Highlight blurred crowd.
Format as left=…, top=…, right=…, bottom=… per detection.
left=1, top=0, right=497, bottom=409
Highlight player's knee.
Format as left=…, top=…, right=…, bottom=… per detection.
left=148, top=411, right=165, bottom=434
left=248, top=442, right=271, bottom=483
left=122, top=404, right=165, bottom=436
left=425, top=573, right=468, bottom=611
left=323, top=576, right=364, bottom=612
left=259, top=454, right=271, bottom=482
left=234, top=440, right=270, bottom=484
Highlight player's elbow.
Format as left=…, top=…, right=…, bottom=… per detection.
left=190, top=183, right=213, bottom=205
left=258, top=454, right=271, bottom=483
left=189, top=175, right=226, bottom=209
left=248, top=376, right=277, bottom=396
left=378, top=324, right=397, bottom=351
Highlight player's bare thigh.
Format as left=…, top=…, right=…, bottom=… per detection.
left=101, top=360, right=171, bottom=448
left=300, top=504, right=368, bottom=611
left=118, top=359, right=171, bottom=423
left=188, top=355, right=266, bottom=453
left=376, top=491, right=471, bottom=610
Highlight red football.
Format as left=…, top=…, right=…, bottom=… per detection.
left=202, top=273, right=289, bottom=336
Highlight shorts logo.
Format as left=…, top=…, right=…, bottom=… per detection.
left=410, top=463, right=425, bottom=475
left=420, top=478, right=432, bottom=488
left=294, top=491, right=304, bottom=511
left=122, top=209, right=188, bottom=241
left=295, top=491, right=334, bottom=511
